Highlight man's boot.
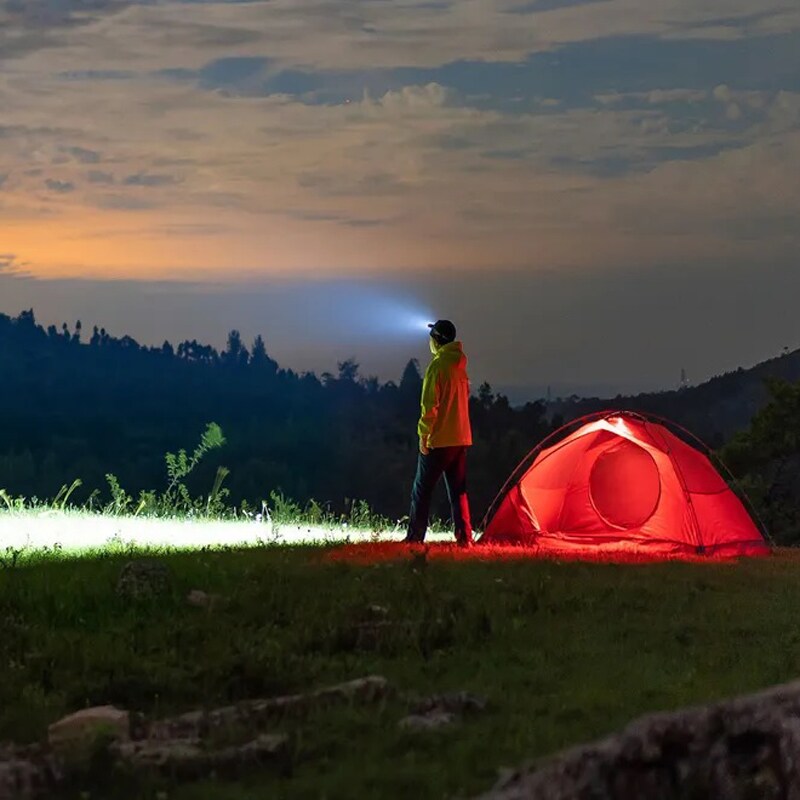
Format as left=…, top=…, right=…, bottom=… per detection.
left=454, top=494, right=473, bottom=547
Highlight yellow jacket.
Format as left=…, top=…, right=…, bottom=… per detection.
left=418, top=341, right=473, bottom=449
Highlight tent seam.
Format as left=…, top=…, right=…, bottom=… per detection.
left=647, top=420, right=704, bottom=551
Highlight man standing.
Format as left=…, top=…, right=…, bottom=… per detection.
left=405, top=319, right=474, bottom=546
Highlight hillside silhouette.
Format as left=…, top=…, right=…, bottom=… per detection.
left=0, top=309, right=797, bottom=532
left=552, top=347, right=800, bottom=448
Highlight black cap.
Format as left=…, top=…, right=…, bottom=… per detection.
left=428, top=319, right=456, bottom=344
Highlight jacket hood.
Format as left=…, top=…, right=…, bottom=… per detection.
left=435, top=341, right=468, bottom=371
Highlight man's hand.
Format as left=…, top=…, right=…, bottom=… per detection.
left=419, top=438, right=431, bottom=456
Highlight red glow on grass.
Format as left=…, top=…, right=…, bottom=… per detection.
left=322, top=541, right=769, bottom=566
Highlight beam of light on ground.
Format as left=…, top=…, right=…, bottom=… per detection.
left=0, top=511, right=454, bottom=556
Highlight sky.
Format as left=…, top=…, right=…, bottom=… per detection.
left=1, top=0, right=799, bottom=399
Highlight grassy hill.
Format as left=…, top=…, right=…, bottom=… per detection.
left=3, top=544, right=800, bottom=799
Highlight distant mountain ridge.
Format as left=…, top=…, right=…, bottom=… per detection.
left=547, top=347, right=800, bottom=445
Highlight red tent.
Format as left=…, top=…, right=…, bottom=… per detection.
left=480, top=412, right=769, bottom=558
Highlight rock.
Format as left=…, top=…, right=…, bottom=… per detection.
left=400, top=690, right=486, bottom=734
left=186, top=589, right=223, bottom=610
left=399, top=711, right=457, bottom=731
left=411, top=691, right=488, bottom=716
left=0, top=744, right=62, bottom=800
left=112, top=734, right=288, bottom=779
left=0, top=678, right=391, bottom=796
left=48, top=706, right=130, bottom=765
left=116, top=560, right=171, bottom=600
left=473, top=678, right=800, bottom=799
left=146, top=676, right=392, bottom=740
left=256, top=674, right=392, bottom=717
left=187, top=589, right=209, bottom=607
left=113, top=737, right=202, bottom=774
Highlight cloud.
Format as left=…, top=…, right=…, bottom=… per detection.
left=645, top=89, right=708, bottom=105
left=87, top=169, right=114, bottom=184
left=59, top=69, right=135, bottom=80
left=122, top=172, right=179, bottom=187
left=0, top=0, right=797, bottom=285
left=108, top=30, right=800, bottom=121
left=509, top=0, right=612, bottom=13
left=370, top=82, right=452, bottom=113
left=94, top=193, right=157, bottom=210
left=1, top=0, right=795, bottom=81
left=0, top=1, right=132, bottom=66
left=1, top=60, right=798, bottom=281
left=284, top=209, right=389, bottom=227
left=153, top=222, right=233, bottom=237
left=0, top=253, right=31, bottom=276
left=44, top=178, right=75, bottom=192
left=64, top=145, right=101, bottom=163
left=1, top=0, right=130, bottom=29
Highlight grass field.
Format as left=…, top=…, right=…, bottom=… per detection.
left=2, top=528, right=800, bottom=798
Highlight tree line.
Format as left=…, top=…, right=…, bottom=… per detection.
left=0, top=310, right=554, bottom=525
left=1, top=309, right=798, bottom=542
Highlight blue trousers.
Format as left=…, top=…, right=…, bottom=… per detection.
left=407, top=446, right=473, bottom=543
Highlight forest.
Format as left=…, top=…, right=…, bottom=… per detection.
left=1, top=308, right=799, bottom=542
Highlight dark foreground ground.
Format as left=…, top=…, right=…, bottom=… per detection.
left=3, top=543, right=800, bottom=798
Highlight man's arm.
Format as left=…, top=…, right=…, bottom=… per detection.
left=417, top=362, right=440, bottom=452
